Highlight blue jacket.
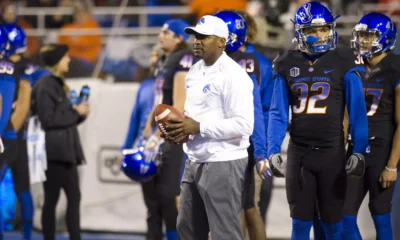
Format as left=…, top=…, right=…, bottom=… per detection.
left=121, top=78, right=155, bottom=150
left=244, top=44, right=274, bottom=152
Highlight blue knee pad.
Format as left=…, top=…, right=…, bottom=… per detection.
left=18, top=190, right=33, bottom=240
left=291, top=218, right=313, bottom=240
left=342, top=215, right=362, bottom=240
left=320, top=220, right=343, bottom=240
left=372, top=213, right=392, bottom=240
left=166, top=230, right=178, bottom=240
left=313, top=216, right=326, bottom=240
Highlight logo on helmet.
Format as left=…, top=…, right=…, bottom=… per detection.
left=229, top=32, right=238, bottom=45
left=8, top=29, right=18, bottom=41
left=297, top=3, right=313, bottom=23
left=198, top=17, right=206, bottom=25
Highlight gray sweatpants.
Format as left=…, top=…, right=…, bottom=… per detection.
left=177, top=157, right=248, bottom=240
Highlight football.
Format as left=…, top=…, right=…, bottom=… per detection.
left=154, top=104, right=189, bottom=144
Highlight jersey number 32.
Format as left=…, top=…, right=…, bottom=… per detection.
left=291, top=82, right=330, bottom=114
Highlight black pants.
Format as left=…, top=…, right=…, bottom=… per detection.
left=286, top=140, right=346, bottom=224
left=242, top=149, right=256, bottom=210
left=0, top=138, right=18, bottom=181
left=11, top=139, right=30, bottom=195
left=141, top=142, right=185, bottom=240
left=41, top=162, right=81, bottom=240
left=344, top=138, right=395, bottom=215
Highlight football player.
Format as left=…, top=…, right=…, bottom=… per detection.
left=141, top=19, right=196, bottom=240
left=0, top=26, right=21, bottom=240
left=214, top=10, right=269, bottom=240
left=235, top=9, right=275, bottom=227
left=2, top=23, right=34, bottom=240
left=120, top=44, right=162, bottom=240
left=342, top=12, right=399, bottom=240
left=264, top=2, right=369, bottom=239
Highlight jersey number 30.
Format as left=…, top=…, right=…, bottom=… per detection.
left=291, top=82, right=330, bottom=114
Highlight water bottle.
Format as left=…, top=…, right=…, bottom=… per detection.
left=80, top=85, right=90, bottom=102
left=69, top=90, right=79, bottom=105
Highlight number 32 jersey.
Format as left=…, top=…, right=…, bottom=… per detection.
left=361, top=53, right=400, bottom=140
left=270, top=48, right=368, bottom=153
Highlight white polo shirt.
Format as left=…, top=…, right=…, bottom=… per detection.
left=183, top=52, right=254, bottom=163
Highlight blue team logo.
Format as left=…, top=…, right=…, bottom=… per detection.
left=203, top=84, right=211, bottom=93
left=198, top=17, right=206, bottom=25
left=297, top=3, right=313, bottom=23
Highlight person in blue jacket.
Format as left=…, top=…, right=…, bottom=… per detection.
left=235, top=10, right=275, bottom=228
left=264, top=2, right=369, bottom=239
left=120, top=45, right=163, bottom=240
left=214, top=10, right=270, bottom=240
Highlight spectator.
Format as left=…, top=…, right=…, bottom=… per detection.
left=25, top=0, right=73, bottom=29
left=58, top=2, right=102, bottom=68
left=31, top=44, right=89, bottom=240
left=182, top=0, right=247, bottom=21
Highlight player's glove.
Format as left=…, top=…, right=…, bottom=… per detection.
left=346, top=153, right=365, bottom=177
left=144, top=135, right=164, bottom=162
left=256, top=160, right=273, bottom=180
left=268, top=154, right=285, bottom=178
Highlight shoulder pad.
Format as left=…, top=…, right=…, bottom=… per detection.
left=335, top=47, right=362, bottom=62
left=334, top=47, right=364, bottom=68
left=169, top=50, right=195, bottom=71
left=272, top=50, right=297, bottom=73
left=273, top=50, right=292, bottom=64
left=387, top=54, right=400, bottom=73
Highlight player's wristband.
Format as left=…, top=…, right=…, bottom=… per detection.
left=385, top=166, right=397, bottom=172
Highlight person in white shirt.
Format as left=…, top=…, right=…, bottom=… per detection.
left=165, top=15, right=254, bottom=240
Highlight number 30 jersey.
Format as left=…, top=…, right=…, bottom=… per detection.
left=268, top=48, right=368, bottom=155
left=361, top=53, right=400, bottom=140
left=154, top=50, right=197, bottom=106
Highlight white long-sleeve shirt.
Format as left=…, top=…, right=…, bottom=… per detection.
left=183, top=52, right=254, bottom=163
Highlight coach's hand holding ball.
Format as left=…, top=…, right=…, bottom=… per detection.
left=166, top=117, right=199, bottom=143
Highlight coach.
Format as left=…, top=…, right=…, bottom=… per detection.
left=165, top=15, right=254, bottom=240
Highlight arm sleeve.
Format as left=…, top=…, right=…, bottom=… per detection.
left=36, top=86, right=80, bottom=130
left=267, top=71, right=290, bottom=157
left=249, top=73, right=267, bottom=161
left=344, top=69, right=369, bottom=155
left=259, top=62, right=274, bottom=151
left=121, top=86, right=144, bottom=150
left=200, top=71, right=254, bottom=140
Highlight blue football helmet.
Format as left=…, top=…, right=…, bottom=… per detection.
left=2, top=23, right=27, bottom=56
left=293, top=2, right=339, bottom=54
left=120, top=139, right=159, bottom=182
left=214, top=10, right=247, bottom=52
left=351, top=12, right=397, bottom=58
left=0, top=26, right=9, bottom=57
